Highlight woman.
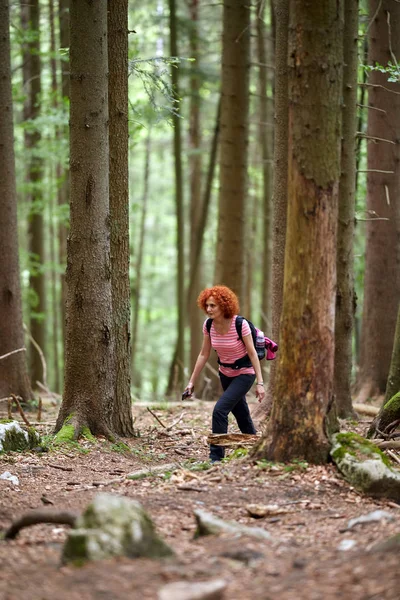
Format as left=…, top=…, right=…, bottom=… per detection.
left=183, top=285, right=265, bottom=462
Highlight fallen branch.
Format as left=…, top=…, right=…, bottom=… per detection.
left=353, top=403, right=379, bottom=416
left=167, top=412, right=185, bottom=431
left=374, top=440, right=400, bottom=450
left=4, top=509, right=78, bottom=540
left=10, top=394, right=31, bottom=427
left=386, top=450, right=400, bottom=466
left=48, top=463, right=73, bottom=472
left=146, top=407, right=167, bottom=429
left=207, top=433, right=261, bottom=447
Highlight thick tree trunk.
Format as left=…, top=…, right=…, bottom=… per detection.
left=214, top=0, right=250, bottom=299
left=56, top=0, right=114, bottom=437
left=168, top=0, right=185, bottom=392
left=253, top=1, right=344, bottom=464
left=108, top=0, right=135, bottom=436
left=334, top=0, right=359, bottom=418
left=0, top=0, right=33, bottom=402
left=27, top=0, right=46, bottom=391
left=357, top=0, right=400, bottom=399
left=384, top=305, right=400, bottom=406
left=58, top=0, right=70, bottom=361
left=257, top=0, right=273, bottom=334
left=188, top=0, right=205, bottom=384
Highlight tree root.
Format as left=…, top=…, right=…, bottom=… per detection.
left=4, top=509, right=78, bottom=540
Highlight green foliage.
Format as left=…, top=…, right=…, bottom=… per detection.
left=364, top=61, right=400, bottom=83
left=222, top=447, right=249, bottom=462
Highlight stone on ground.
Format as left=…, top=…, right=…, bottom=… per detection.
left=0, top=420, right=40, bottom=452
left=62, top=492, right=174, bottom=563
left=158, top=579, right=227, bottom=600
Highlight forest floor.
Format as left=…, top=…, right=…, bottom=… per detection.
left=0, top=398, right=399, bottom=600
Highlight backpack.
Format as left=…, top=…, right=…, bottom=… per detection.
left=205, top=315, right=278, bottom=370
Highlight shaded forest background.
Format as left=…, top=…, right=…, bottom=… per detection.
left=1, top=0, right=400, bottom=439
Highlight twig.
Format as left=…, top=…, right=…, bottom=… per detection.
left=23, top=323, right=48, bottom=390
left=356, top=132, right=396, bottom=144
left=357, top=103, right=386, bottom=114
left=146, top=406, right=167, bottom=428
left=37, top=396, right=42, bottom=422
left=357, top=169, right=394, bottom=174
left=374, top=440, right=400, bottom=449
left=7, top=398, right=12, bottom=419
left=359, top=82, right=400, bottom=95
left=0, top=348, right=26, bottom=362
left=0, top=396, right=12, bottom=403
left=386, top=449, right=400, bottom=466
left=167, top=412, right=185, bottom=431
left=4, top=509, right=78, bottom=540
left=48, top=463, right=73, bottom=472
left=11, top=394, right=31, bottom=427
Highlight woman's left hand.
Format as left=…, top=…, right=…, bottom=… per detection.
left=255, top=383, right=265, bottom=403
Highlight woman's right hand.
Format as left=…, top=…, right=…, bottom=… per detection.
left=182, top=382, right=194, bottom=400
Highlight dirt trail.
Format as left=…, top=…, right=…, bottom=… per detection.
left=0, top=400, right=399, bottom=599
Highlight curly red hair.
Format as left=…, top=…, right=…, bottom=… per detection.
left=197, top=285, right=240, bottom=318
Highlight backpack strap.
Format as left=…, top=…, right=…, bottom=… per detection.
left=235, top=315, right=244, bottom=341
left=205, top=318, right=213, bottom=334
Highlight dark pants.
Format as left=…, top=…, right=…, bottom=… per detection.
left=210, top=372, right=256, bottom=461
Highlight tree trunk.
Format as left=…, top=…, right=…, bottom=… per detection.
left=58, top=0, right=70, bottom=362
left=253, top=1, right=344, bottom=464
left=56, top=0, right=114, bottom=438
left=214, top=0, right=250, bottom=299
left=168, top=0, right=185, bottom=392
left=334, top=0, right=359, bottom=418
left=357, top=0, right=400, bottom=400
left=188, top=0, right=205, bottom=384
left=0, top=0, right=33, bottom=402
left=384, top=304, right=400, bottom=406
left=131, top=131, right=151, bottom=388
left=257, top=0, right=273, bottom=333
left=262, top=0, right=289, bottom=409
left=108, top=0, right=135, bottom=436
left=27, top=0, right=46, bottom=391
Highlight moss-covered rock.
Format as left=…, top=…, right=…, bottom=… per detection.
left=62, top=493, right=174, bottom=564
left=0, top=421, right=40, bottom=452
left=331, top=432, right=400, bottom=501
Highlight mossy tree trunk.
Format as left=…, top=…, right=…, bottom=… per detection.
left=108, top=0, right=135, bottom=436
left=334, top=0, right=359, bottom=418
left=357, top=0, right=400, bottom=400
left=55, top=0, right=114, bottom=439
left=0, top=0, right=33, bottom=403
left=384, top=305, right=400, bottom=406
left=214, top=0, right=250, bottom=300
left=253, top=1, right=344, bottom=464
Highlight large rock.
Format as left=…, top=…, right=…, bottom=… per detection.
left=0, top=420, right=40, bottom=452
left=62, top=493, right=174, bottom=564
left=330, top=432, right=400, bottom=501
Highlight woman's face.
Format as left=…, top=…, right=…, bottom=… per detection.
left=205, top=295, right=222, bottom=320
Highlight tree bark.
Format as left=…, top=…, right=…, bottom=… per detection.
left=214, top=0, right=250, bottom=300
left=27, top=0, right=46, bottom=391
left=168, top=0, right=185, bottom=391
left=108, top=0, right=135, bottom=436
left=357, top=0, right=400, bottom=399
left=0, top=0, right=33, bottom=402
left=334, top=0, right=359, bottom=418
left=384, top=304, right=400, bottom=406
left=253, top=0, right=344, bottom=464
left=56, top=0, right=114, bottom=438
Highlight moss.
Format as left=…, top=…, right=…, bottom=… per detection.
left=81, top=427, right=97, bottom=444
left=0, top=419, right=14, bottom=424
left=53, top=423, right=75, bottom=445
left=332, top=432, right=392, bottom=468
left=2, top=428, right=29, bottom=452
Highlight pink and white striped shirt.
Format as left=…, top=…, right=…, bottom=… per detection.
left=203, top=315, right=255, bottom=377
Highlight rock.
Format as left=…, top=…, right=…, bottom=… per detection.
left=370, top=533, right=400, bottom=553
left=330, top=432, right=400, bottom=501
left=346, top=510, right=394, bottom=531
left=246, top=503, right=291, bottom=518
left=158, top=579, right=227, bottom=600
left=0, top=471, right=19, bottom=486
left=194, top=509, right=273, bottom=541
left=0, top=420, right=40, bottom=452
left=62, top=493, right=174, bottom=564
left=337, top=539, right=357, bottom=551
